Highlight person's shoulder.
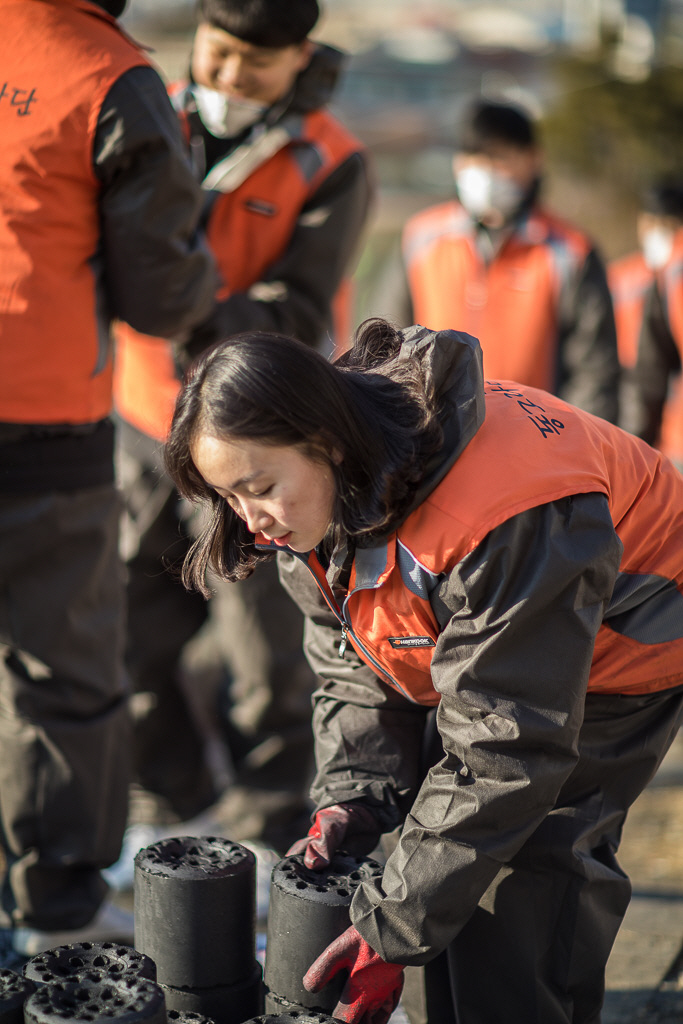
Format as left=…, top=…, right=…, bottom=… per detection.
left=402, top=200, right=467, bottom=245
left=304, top=106, right=366, bottom=155
left=409, top=197, right=462, bottom=230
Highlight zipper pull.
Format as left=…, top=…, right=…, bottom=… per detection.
left=338, top=624, right=348, bottom=659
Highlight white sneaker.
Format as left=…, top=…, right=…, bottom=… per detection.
left=240, top=840, right=280, bottom=924
left=103, top=810, right=222, bottom=892
left=12, top=900, right=135, bottom=957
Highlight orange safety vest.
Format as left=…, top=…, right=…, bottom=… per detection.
left=0, top=0, right=149, bottom=424
left=610, top=236, right=683, bottom=464
left=114, top=105, right=363, bottom=442
left=403, top=204, right=591, bottom=392
left=660, top=239, right=683, bottom=463
left=608, top=251, right=653, bottom=368
left=261, top=382, right=683, bottom=704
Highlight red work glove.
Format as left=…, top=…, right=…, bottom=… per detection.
left=304, top=924, right=404, bottom=1024
left=286, top=802, right=381, bottom=870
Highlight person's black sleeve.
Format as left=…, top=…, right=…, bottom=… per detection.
left=350, top=493, right=622, bottom=965
left=620, top=283, right=682, bottom=443
left=182, top=150, right=373, bottom=363
left=276, top=550, right=430, bottom=832
left=557, top=248, right=620, bottom=423
left=93, top=65, right=217, bottom=339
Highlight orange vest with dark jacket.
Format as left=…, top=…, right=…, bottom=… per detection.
left=114, top=106, right=362, bottom=442
left=0, top=0, right=148, bottom=424
left=264, top=382, right=683, bottom=705
left=403, top=204, right=591, bottom=392
left=608, top=251, right=653, bottom=368
left=610, top=240, right=683, bottom=463
left=660, top=241, right=683, bottom=462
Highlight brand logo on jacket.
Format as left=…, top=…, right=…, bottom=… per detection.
left=388, top=636, right=436, bottom=649
left=244, top=198, right=278, bottom=216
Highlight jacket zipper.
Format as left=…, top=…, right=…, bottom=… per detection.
left=291, top=550, right=417, bottom=702
left=256, top=543, right=418, bottom=703
left=338, top=623, right=348, bottom=658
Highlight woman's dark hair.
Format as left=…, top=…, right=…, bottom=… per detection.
left=197, top=0, right=319, bottom=47
left=165, top=319, right=443, bottom=594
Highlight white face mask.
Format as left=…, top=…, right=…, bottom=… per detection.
left=641, top=226, right=675, bottom=270
left=456, top=165, right=525, bottom=222
left=193, top=85, right=267, bottom=139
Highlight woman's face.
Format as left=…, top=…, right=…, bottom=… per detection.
left=192, top=433, right=338, bottom=552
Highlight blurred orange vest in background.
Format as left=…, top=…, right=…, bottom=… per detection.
left=610, top=233, right=683, bottom=465
left=114, top=106, right=361, bottom=442
left=403, top=204, right=591, bottom=394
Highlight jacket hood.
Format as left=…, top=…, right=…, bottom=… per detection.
left=392, top=324, right=485, bottom=521
left=269, top=43, right=347, bottom=118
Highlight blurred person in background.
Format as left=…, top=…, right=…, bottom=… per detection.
left=111, top=0, right=373, bottom=859
left=374, top=97, right=620, bottom=423
left=0, top=0, right=215, bottom=960
left=610, top=179, right=683, bottom=472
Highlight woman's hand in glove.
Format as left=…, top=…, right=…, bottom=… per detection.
left=303, top=924, right=404, bottom=1024
left=286, top=802, right=381, bottom=870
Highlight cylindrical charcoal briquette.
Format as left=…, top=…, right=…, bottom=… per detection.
left=264, top=852, right=383, bottom=1013
left=23, top=941, right=156, bottom=986
left=134, top=836, right=256, bottom=989
left=158, top=960, right=263, bottom=1024
left=166, top=1012, right=217, bottom=1024
left=23, top=975, right=166, bottom=1024
left=0, top=967, right=36, bottom=1024
left=241, top=1012, right=340, bottom=1024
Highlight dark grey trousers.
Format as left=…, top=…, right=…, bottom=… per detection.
left=118, top=421, right=316, bottom=848
left=0, top=484, right=129, bottom=929
left=403, top=687, right=683, bottom=1024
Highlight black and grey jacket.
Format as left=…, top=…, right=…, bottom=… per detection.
left=277, top=326, right=683, bottom=966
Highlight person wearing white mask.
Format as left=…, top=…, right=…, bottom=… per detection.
left=111, top=0, right=373, bottom=857
left=609, top=181, right=683, bottom=471
left=373, top=98, right=620, bottom=424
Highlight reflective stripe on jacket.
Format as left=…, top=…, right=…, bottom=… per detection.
left=114, top=103, right=363, bottom=442
left=262, top=379, right=683, bottom=700
left=0, top=0, right=148, bottom=424
left=403, top=203, right=591, bottom=392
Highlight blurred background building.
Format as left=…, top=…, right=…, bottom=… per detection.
left=122, top=0, right=683, bottom=321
